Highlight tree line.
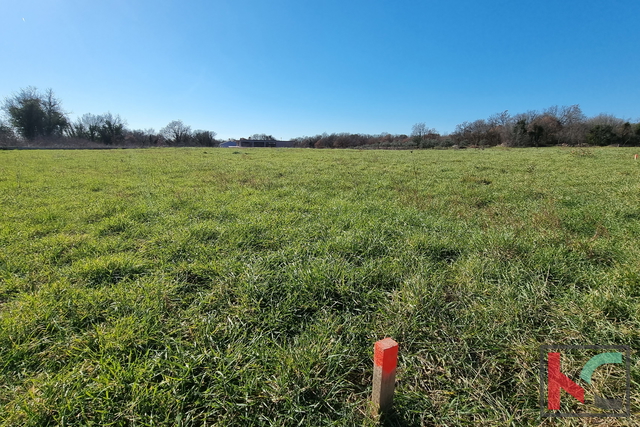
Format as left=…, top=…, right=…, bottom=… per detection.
left=0, top=87, right=219, bottom=148
left=447, top=106, right=640, bottom=148
left=2, top=87, right=639, bottom=149
left=294, top=106, right=640, bottom=149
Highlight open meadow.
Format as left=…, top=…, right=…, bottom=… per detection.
left=1, top=147, right=640, bottom=426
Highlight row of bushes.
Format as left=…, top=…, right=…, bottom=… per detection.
left=3, top=87, right=639, bottom=149
left=292, top=106, right=640, bottom=149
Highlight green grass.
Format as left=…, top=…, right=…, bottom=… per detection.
left=1, top=146, right=639, bottom=425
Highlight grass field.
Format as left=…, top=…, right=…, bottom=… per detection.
left=1, top=147, right=639, bottom=426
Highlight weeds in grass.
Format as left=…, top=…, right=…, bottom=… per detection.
left=570, top=148, right=596, bottom=157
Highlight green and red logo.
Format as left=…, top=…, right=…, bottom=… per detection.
left=539, top=345, right=630, bottom=417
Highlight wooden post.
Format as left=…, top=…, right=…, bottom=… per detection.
left=371, top=337, right=398, bottom=416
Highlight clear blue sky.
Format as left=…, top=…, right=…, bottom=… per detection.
left=2, top=0, right=639, bottom=140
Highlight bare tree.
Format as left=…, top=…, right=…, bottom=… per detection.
left=248, top=133, right=275, bottom=140
left=68, top=113, right=104, bottom=141
left=161, top=120, right=192, bottom=145
left=487, top=110, right=510, bottom=128
left=558, top=105, right=584, bottom=125
left=412, top=122, right=439, bottom=146
left=453, top=119, right=500, bottom=146
left=588, top=113, right=625, bottom=128
left=41, top=88, right=69, bottom=137
left=125, top=128, right=161, bottom=147
left=193, top=130, right=217, bottom=146
left=557, top=105, right=587, bottom=145
left=486, top=110, right=512, bottom=146
left=67, top=112, right=126, bottom=145
left=411, top=122, right=427, bottom=139
left=144, top=128, right=161, bottom=146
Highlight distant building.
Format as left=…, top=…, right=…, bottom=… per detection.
left=220, top=139, right=294, bottom=148
left=219, top=140, right=239, bottom=148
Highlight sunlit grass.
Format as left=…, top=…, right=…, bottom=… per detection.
left=1, top=146, right=639, bottom=425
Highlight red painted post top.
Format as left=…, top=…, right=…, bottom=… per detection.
left=374, top=338, right=399, bottom=374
